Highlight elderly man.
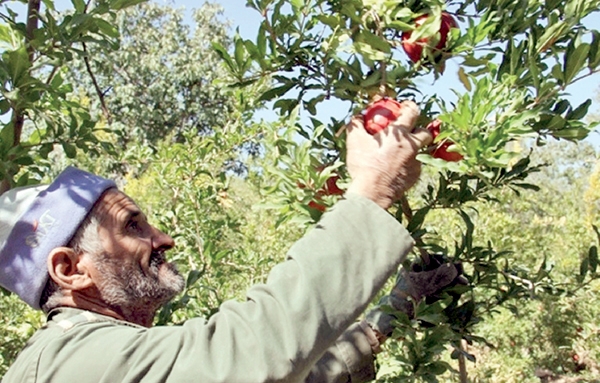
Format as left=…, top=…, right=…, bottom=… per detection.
left=0, top=102, right=458, bottom=382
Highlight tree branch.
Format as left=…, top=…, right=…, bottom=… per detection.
left=26, top=0, right=40, bottom=62
left=82, top=42, right=112, bottom=123
left=14, top=0, right=41, bottom=146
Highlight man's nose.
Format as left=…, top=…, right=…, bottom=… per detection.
left=152, top=227, right=175, bottom=251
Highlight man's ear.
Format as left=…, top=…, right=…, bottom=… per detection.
left=47, top=247, right=94, bottom=290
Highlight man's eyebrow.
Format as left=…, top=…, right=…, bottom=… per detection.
left=123, top=209, right=142, bottom=222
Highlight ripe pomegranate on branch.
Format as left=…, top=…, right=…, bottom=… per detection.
left=362, top=98, right=463, bottom=162
left=401, top=12, right=458, bottom=63
left=307, top=174, right=344, bottom=212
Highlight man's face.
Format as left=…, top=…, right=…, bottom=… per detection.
left=87, top=188, right=184, bottom=311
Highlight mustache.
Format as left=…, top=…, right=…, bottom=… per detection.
left=149, top=250, right=167, bottom=268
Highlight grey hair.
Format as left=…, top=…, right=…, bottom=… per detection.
left=39, top=209, right=103, bottom=312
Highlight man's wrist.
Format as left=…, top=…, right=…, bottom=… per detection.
left=347, top=182, right=393, bottom=210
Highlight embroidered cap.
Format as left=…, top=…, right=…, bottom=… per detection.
left=0, top=167, right=116, bottom=309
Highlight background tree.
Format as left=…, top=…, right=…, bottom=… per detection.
left=66, top=1, right=267, bottom=177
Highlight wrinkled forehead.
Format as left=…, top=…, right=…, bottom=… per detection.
left=93, top=188, right=142, bottom=223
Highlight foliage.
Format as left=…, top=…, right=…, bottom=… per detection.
left=0, top=0, right=145, bottom=193
left=67, top=2, right=238, bottom=146
left=407, top=141, right=600, bottom=382
left=0, top=293, right=43, bottom=377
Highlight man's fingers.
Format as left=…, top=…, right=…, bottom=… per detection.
left=388, top=100, right=420, bottom=132
left=410, top=127, right=433, bottom=148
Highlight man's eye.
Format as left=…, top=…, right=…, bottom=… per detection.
left=128, top=220, right=140, bottom=230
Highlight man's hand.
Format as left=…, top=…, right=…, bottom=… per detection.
left=366, top=255, right=467, bottom=340
left=346, top=100, right=432, bottom=209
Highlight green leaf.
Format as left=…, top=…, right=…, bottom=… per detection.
left=0, top=24, right=20, bottom=51
left=109, top=0, right=147, bottom=11
left=567, top=99, right=591, bottom=121
left=426, top=361, right=449, bottom=375
left=0, top=123, right=15, bottom=153
left=563, top=43, right=590, bottom=84
left=316, top=15, right=340, bottom=29
left=536, top=21, right=568, bottom=53
left=507, top=182, right=537, bottom=192
left=62, top=142, right=77, bottom=158
left=42, top=0, right=55, bottom=11
left=580, top=257, right=589, bottom=279
left=258, top=82, right=296, bottom=102
left=593, top=225, right=600, bottom=245
left=0, top=99, right=10, bottom=115
left=510, top=40, right=525, bottom=75
left=289, top=0, right=304, bottom=9
left=71, top=0, right=86, bottom=13
left=6, top=46, right=31, bottom=86
left=528, top=33, right=540, bottom=91
left=458, top=67, right=471, bottom=91
left=553, top=100, right=570, bottom=115
left=14, top=155, right=33, bottom=165
left=356, top=30, right=390, bottom=54
left=406, top=206, right=430, bottom=234
left=234, top=36, right=246, bottom=68
left=39, top=143, right=53, bottom=159
left=551, top=63, right=564, bottom=83
left=589, top=246, right=598, bottom=274
left=257, top=24, right=267, bottom=58
left=552, top=127, right=589, bottom=140
left=211, top=42, right=236, bottom=74
left=94, top=18, right=120, bottom=39
left=360, top=70, right=381, bottom=88
left=409, top=15, right=441, bottom=43
left=546, top=115, right=566, bottom=131
left=589, top=30, right=600, bottom=69
left=388, top=20, right=412, bottom=31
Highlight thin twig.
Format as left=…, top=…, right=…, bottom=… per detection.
left=45, top=65, right=59, bottom=85
left=82, top=42, right=112, bottom=123
left=261, top=6, right=286, bottom=54
left=500, top=270, right=535, bottom=291
left=371, top=10, right=388, bottom=98
left=399, top=195, right=430, bottom=265
left=458, top=339, right=469, bottom=383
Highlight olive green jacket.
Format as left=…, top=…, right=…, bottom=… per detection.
left=3, top=194, right=414, bottom=383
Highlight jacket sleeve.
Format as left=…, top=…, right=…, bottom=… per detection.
left=304, top=321, right=380, bottom=383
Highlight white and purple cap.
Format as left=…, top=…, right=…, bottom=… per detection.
left=0, top=166, right=116, bottom=309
